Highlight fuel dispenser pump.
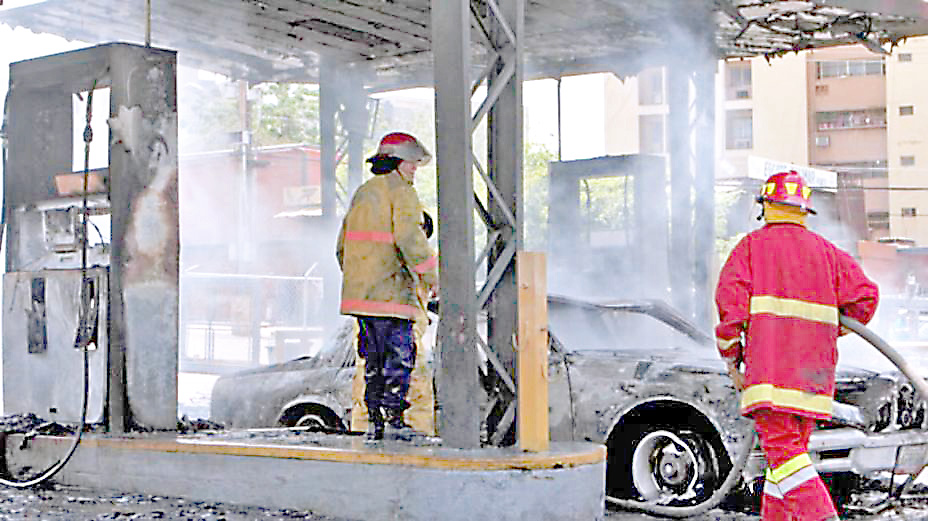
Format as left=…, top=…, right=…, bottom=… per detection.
left=1, top=43, right=178, bottom=434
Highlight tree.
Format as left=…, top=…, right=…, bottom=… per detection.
left=179, top=78, right=320, bottom=153
left=251, top=83, right=320, bottom=146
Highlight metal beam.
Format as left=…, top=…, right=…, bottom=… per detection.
left=819, top=0, right=928, bottom=19
left=483, top=0, right=524, bottom=446
left=432, top=0, right=480, bottom=449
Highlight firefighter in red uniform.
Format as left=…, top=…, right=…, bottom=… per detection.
left=715, top=171, right=879, bottom=521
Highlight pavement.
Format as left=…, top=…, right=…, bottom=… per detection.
left=4, top=484, right=928, bottom=520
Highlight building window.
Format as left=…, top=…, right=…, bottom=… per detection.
left=638, top=114, right=665, bottom=154
left=638, top=68, right=664, bottom=105
left=899, top=53, right=913, bottom=62
left=726, top=109, right=753, bottom=150
left=815, top=135, right=830, bottom=148
left=900, top=105, right=915, bottom=116
left=726, top=61, right=752, bottom=100
left=868, top=211, right=890, bottom=230
left=901, top=155, right=916, bottom=166
left=903, top=207, right=918, bottom=218
left=815, top=108, right=886, bottom=130
left=816, top=59, right=885, bottom=78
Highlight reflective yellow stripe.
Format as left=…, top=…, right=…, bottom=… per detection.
left=741, top=384, right=833, bottom=416
left=717, top=337, right=740, bottom=350
left=413, top=255, right=437, bottom=274
left=762, top=475, right=784, bottom=498
left=344, top=230, right=395, bottom=243
left=750, top=296, right=838, bottom=326
left=778, top=466, right=819, bottom=494
left=769, top=453, right=813, bottom=483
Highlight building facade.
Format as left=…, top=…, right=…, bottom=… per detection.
left=602, top=37, right=928, bottom=246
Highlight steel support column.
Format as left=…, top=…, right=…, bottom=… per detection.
left=486, top=0, right=524, bottom=370
left=432, top=0, right=525, bottom=447
left=484, top=0, right=524, bottom=446
left=432, top=0, right=480, bottom=448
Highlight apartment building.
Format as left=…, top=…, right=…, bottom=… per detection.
left=603, top=37, right=928, bottom=246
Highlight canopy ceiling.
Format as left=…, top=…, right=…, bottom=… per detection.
left=2, top=0, right=928, bottom=90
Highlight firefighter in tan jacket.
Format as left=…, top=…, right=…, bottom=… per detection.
left=336, top=132, right=438, bottom=442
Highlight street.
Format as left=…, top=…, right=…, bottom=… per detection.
left=3, top=484, right=928, bottom=521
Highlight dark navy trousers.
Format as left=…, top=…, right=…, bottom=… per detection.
left=357, top=316, right=416, bottom=415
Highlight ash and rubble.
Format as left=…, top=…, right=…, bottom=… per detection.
left=0, top=483, right=354, bottom=521
left=1, top=483, right=928, bottom=521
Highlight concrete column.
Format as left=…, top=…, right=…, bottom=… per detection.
left=432, top=0, right=480, bottom=448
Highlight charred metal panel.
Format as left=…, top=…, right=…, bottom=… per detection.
left=27, top=277, right=47, bottom=354
left=562, top=354, right=752, bottom=455
left=2, top=269, right=109, bottom=424
left=107, top=44, right=179, bottom=431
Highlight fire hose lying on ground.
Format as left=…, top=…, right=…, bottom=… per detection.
left=606, top=315, right=928, bottom=518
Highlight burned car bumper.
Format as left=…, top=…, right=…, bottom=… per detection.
left=809, top=428, right=928, bottom=475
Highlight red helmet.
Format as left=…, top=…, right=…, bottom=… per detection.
left=368, top=132, right=431, bottom=165
left=756, top=170, right=816, bottom=214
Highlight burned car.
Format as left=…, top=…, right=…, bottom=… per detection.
left=210, top=295, right=928, bottom=510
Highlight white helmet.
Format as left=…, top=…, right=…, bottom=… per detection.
left=368, top=132, right=431, bottom=165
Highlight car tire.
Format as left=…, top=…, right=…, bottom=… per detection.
left=277, top=405, right=342, bottom=431
left=295, top=413, right=327, bottom=429
left=611, top=424, right=722, bottom=506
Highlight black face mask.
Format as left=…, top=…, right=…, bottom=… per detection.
left=368, top=156, right=403, bottom=175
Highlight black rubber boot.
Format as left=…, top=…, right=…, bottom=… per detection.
left=385, top=409, right=425, bottom=441
left=365, top=407, right=384, bottom=443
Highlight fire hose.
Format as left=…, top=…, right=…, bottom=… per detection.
left=839, top=316, right=928, bottom=402
left=607, top=314, right=928, bottom=518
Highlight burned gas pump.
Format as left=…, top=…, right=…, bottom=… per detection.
left=1, top=43, right=178, bottom=432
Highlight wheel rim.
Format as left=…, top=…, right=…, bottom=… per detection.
left=631, top=429, right=706, bottom=502
left=295, top=413, right=326, bottom=429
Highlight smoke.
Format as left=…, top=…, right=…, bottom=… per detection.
left=176, top=69, right=334, bottom=373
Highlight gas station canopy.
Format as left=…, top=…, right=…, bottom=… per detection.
left=2, top=0, right=928, bottom=90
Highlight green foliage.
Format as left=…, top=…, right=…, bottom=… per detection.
left=179, top=79, right=321, bottom=153
left=251, top=83, right=320, bottom=146
left=523, top=142, right=556, bottom=251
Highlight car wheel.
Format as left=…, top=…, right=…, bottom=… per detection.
left=277, top=405, right=342, bottom=431
left=295, top=413, right=327, bottom=429
left=628, top=428, right=721, bottom=504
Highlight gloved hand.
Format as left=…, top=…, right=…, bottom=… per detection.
left=726, top=359, right=745, bottom=391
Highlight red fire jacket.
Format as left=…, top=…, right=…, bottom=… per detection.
left=715, top=223, right=879, bottom=420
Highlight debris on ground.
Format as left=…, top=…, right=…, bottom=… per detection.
left=175, top=415, right=224, bottom=433
left=0, top=483, right=356, bottom=520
